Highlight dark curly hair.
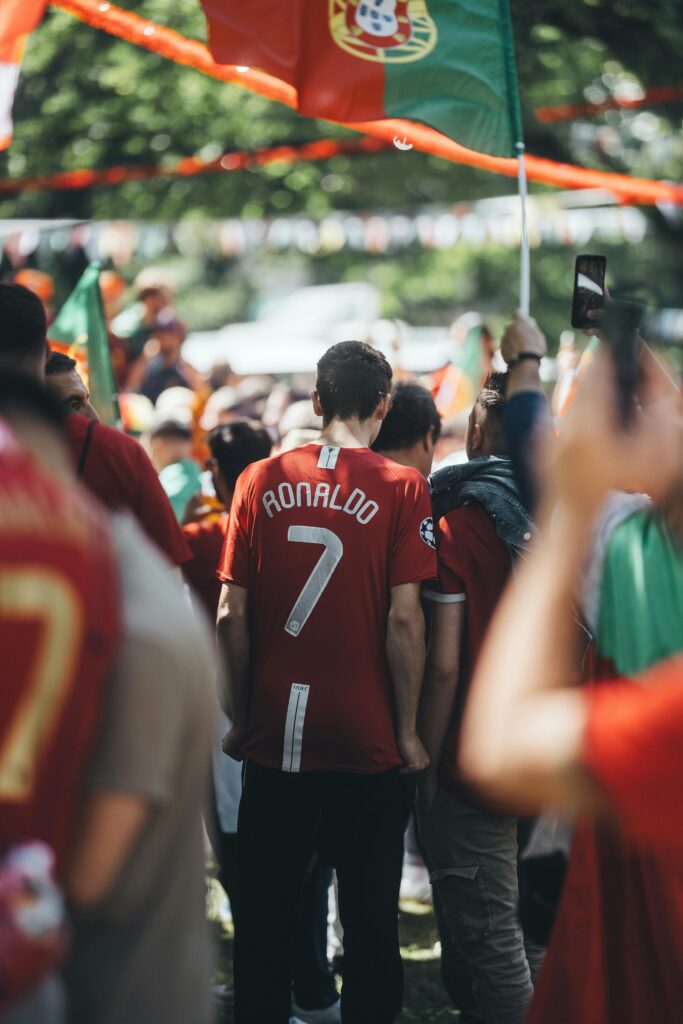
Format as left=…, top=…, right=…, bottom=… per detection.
left=372, top=382, right=441, bottom=452
left=316, top=341, right=392, bottom=423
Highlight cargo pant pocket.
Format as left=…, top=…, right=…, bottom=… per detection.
left=431, top=864, right=493, bottom=942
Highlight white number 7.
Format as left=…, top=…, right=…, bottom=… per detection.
left=285, top=526, right=343, bottom=637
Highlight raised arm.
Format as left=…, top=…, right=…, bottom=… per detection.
left=500, top=312, right=551, bottom=514
left=459, top=350, right=683, bottom=813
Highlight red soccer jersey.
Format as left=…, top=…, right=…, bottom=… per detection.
left=584, top=656, right=683, bottom=854
left=425, top=503, right=511, bottom=804
left=218, top=444, right=436, bottom=773
left=65, top=414, right=191, bottom=567
left=0, top=424, right=120, bottom=869
left=182, top=512, right=229, bottom=620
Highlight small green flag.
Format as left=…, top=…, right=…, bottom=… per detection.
left=459, top=324, right=486, bottom=395
left=50, top=263, right=120, bottom=427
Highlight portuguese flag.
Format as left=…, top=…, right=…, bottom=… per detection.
left=50, top=263, right=120, bottom=428
left=201, top=0, right=523, bottom=158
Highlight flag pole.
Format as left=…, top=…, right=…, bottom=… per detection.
left=516, top=140, right=530, bottom=315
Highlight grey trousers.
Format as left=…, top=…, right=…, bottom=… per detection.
left=417, top=789, right=543, bottom=1024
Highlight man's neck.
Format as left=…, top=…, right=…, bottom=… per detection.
left=376, top=447, right=422, bottom=474
left=319, top=417, right=375, bottom=450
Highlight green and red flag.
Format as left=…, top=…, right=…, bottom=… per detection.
left=200, top=0, right=522, bottom=158
left=0, top=0, right=48, bottom=149
left=49, top=263, right=120, bottom=427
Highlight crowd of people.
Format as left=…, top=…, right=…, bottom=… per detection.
left=0, top=270, right=681, bottom=1024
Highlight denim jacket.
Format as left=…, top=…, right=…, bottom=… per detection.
left=429, top=456, right=536, bottom=558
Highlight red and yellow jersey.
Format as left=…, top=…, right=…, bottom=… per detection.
left=218, top=444, right=436, bottom=773
left=0, top=423, right=120, bottom=869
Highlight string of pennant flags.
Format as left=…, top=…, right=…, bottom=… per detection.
left=13, top=191, right=645, bottom=267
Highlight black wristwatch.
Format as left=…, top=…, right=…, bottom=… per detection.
left=507, top=351, right=543, bottom=366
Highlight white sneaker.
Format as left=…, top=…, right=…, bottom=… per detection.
left=399, top=860, right=433, bottom=904
left=292, top=998, right=342, bottom=1024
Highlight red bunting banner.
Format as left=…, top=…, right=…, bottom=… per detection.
left=35, top=0, right=683, bottom=207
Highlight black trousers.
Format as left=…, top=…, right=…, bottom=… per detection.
left=208, top=787, right=338, bottom=1011
left=234, top=761, right=409, bottom=1024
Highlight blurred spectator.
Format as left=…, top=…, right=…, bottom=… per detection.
left=372, top=382, right=441, bottom=478
left=200, top=387, right=241, bottom=431
left=155, top=386, right=195, bottom=425
left=148, top=418, right=202, bottom=523
left=208, top=361, right=235, bottom=392
left=118, top=392, right=155, bottom=438
left=461, top=321, right=683, bottom=1024
left=0, top=375, right=120, bottom=1022
left=0, top=283, right=190, bottom=569
left=63, top=511, right=216, bottom=1024
left=112, top=277, right=172, bottom=363
left=127, top=314, right=199, bottom=404
left=234, top=375, right=275, bottom=420
left=262, top=383, right=307, bottom=430
left=99, top=271, right=130, bottom=390
left=45, top=352, right=98, bottom=421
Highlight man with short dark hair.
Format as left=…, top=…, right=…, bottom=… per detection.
left=0, top=283, right=190, bottom=567
left=217, top=340, right=436, bottom=1024
left=372, top=381, right=441, bottom=478
left=183, top=420, right=272, bottom=620
left=0, top=282, right=49, bottom=375
left=45, top=352, right=98, bottom=421
left=418, top=373, right=540, bottom=1024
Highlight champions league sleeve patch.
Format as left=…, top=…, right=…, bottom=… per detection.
left=419, top=516, right=436, bottom=550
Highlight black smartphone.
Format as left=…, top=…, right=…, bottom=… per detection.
left=571, top=255, right=606, bottom=329
left=601, top=300, right=645, bottom=428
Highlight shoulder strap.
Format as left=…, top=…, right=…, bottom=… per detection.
left=76, top=419, right=97, bottom=480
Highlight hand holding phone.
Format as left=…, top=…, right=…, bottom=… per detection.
left=571, top=255, right=606, bottom=329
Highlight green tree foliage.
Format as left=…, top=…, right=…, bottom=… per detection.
left=2, top=0, right=682, bottom=342
left=5, top=0, right=683, bottom=220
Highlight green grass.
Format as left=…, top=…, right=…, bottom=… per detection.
left=208, top=881, right=458, bottom=1022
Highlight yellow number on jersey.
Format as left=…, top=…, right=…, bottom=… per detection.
left=0, top=568, right=83, bottom=801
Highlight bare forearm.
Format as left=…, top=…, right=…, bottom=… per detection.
left=216, top=616, right=251, bottom=724
left=386, top=616, right=425, bottom=738
left=67, top=794, right=148, bottom=912
left=420, top=671, right=457, bottom=769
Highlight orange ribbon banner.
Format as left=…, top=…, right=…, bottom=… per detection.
left=0, top=137, right=389, bottom=194
left=535, top=84, right=683, bottom=124
left=32, top=0, right=683, bottom=207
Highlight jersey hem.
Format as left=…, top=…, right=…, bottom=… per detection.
left=242, top=751, right=404, bottom=774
